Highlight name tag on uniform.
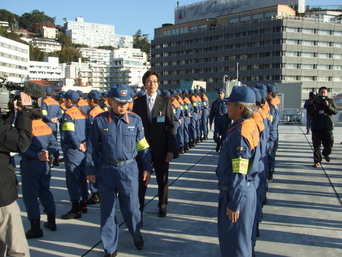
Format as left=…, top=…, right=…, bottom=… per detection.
left=319, top=110, right=325, bottom=115
left=157, top=116, right=165, bottom=123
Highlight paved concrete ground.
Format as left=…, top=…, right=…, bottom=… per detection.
left=14, top=125, right=342, bottom=257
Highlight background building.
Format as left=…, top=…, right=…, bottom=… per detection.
left=151, top=0, right=342, bottom=105
left=0, top=36, right=29, bottom=83
left=65, top=17, right=133, bottom=48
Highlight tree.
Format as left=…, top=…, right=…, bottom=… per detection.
left=29, top=44, right=44, bottom=61
left=0, top=9, right=20, bottom=30
left=57, top=32, right=72, bottom=47
left=19, top=9, right=55, bottom=32
left=133, top=29, right=151, bottom=57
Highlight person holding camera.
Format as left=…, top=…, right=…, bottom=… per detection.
left=308, top=87, right=338, bottom=167
left=0, top=92, right=32, bottom=256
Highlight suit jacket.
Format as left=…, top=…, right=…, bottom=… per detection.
left=133, top=94, right=175, bottom=161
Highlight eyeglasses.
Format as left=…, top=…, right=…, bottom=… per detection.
left=145, top=80, right=158, bottom=85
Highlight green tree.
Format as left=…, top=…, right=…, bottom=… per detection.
left=57, top=46, right=82, bottom=63
left=19, top=9, right=55, bottom=32
left=0, top=9, right=20, bottom=30
left=57, top=32, right=72, bottom=47
left=133, top=29, right=151, bottom=57
left=0, top=27, right=28, bottom=45
left=29, top=44, right=44, bottom=61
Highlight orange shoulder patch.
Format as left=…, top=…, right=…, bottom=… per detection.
left=240, top=119, right=260, bottom=150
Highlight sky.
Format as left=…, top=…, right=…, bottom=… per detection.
left=2, top=0, right=342, bottom=40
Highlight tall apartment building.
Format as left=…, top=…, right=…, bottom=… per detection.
left=29, top=57, right=64, bottom=81
left=65, top=17, right=133, bottom=48
left=0, top=36, right=29, bottom=83
left=151, top=0, right=342, bottom=101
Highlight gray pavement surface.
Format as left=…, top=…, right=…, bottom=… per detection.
left=14, top=125, right=342, bottom=257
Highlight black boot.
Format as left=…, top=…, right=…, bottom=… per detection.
left=61, top=201, right=81, bottom=219
left=44, top=212, right=57, bottom=231
left=215, top=142, right=221, bottom=152
left=53, top=156, right=59, bottom=166
left=87, top=192, right=100, bottom=205
left=26, top=219, right=43, bottom=239
left=80, top=199, right=88, bottom=213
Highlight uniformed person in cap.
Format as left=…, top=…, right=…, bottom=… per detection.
left=209, top=88, right=231, bottom=152
left=216, top=86, right=260, bottom=257
left=86, top=90, right=105, bottom=205
left=85, top=84, right=152, bottom=257
left=60, top=90, right=89, bottom=219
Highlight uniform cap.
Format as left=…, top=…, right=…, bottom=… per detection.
left=188, top=89, right=194, bottom=94
left=170, top=89, right=177, bottom=95
left=182, top=89, right=188, bottom=94
left=224, top=86, right=256, bottom=103
left=87, top=90, right=102, bottom=100
left=45, top=87, right=52, bottom=94
left=194, top=89, right=199, bottom=93
left=200, top=88, right=206, bottom=93
left=108, top=84, right=133, bottom=103
left=266, top=84, right=277, bottom=93
left=59, top=91, right=66, bottom=98
left=65, top=90, right=80, bottom=102
left=76, top=90, right=83, bottom=96
left=102, top=92, right=108, bottom=97
left=137, top=91, right=146, bottom=97
left=218, top=88, right=225, bottom=94
left=163, top=90, right=171, bottom=97
left=251, top=87, right=262, bottom=102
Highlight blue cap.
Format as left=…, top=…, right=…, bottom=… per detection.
left=200, top=88, right=206, bottom=93
left=225, top=86, right=256, bottom=103
left=45, top=87, right=52, bottom=94
left=251, top=87, right=262, bottom=102
left=102, top=92, right=108, bottom=97
left=163, top=90, right=171, bottom=97
left=194, top=89, right=199, bottom=93
left=137, top=91, right=146, bottom=97
left=76, top=90, right=83, bottom=96
left=182, top=89, right=188, bottom=94
left=87, top=90, right=102, bottom=100
left=267, top=84, right=277, bottom=93
left=157, top=89, right=162, bottom=95
left=133, top=89, right=138, bottom=94
left=65, top=90, right=80, bottom=102
left=59, top=91, right=66, bottom=98
left=170, top=89, right=177, bottom=95
left=108, top=84, right=133, bottom=103
left=188, top=89, right=194, bottom=94
left=218, top=88, right=225, bottom=94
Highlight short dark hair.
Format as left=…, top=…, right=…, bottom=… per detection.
left=30, top=108, right=43, bottom=120
left=142, top=70, right=159, bottom=84
left=318, top=87, right=328, bottom=93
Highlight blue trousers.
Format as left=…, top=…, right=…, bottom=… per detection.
left=20, top=159, right=56, bottom=220
left=214, top=117, right=229, bottom=144
left=201, top=109, right=210, bottom=137
left=65, top=148, right=88, bottom=201
left=98, top=160, right=141, bottom=254
left=218, top=185, right=256, bottom=257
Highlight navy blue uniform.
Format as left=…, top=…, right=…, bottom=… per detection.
left=61, top=105, right=89, bottom=202
left=85, top=110, right=151, bottom=255
left=20, top=119, right=59, bottom=220
left=216, top=118, right=260, bottom=257
left=210, top=98, right=230, bottom=145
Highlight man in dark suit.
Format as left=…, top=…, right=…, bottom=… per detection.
left=133, top=70, right=175, bottom=219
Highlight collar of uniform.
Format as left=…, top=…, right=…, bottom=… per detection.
left=108, top=110, right=130, bottom=124
left=227, top=118, right=247, bottom=133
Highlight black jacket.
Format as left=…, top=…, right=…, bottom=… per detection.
left=0, top=111, right=32, bottom=207
left=308, top=97, right=338, bottom=131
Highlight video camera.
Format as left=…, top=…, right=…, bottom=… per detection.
left=312, top=93, right=328, bottom=106
left=0, top=77, right=46, bottom=114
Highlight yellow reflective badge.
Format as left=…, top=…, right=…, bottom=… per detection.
left=136, top=137, right=149, bottom=151
left=232, top=158, right=249, bottom=174
left=42, top=110, right=48, bottom=115
left=62, top=122, right=75, bottom=131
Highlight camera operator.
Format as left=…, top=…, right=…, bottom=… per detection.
left=0, top=92, right=32, bottom=256
left=308, top=87, right=338, bottom=167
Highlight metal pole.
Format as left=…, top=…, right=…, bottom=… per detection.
left=236, top=62, right=239, bottom=86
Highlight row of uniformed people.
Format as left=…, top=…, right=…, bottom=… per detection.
left=216, top=84, right=281, bottom=257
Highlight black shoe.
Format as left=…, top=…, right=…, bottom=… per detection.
left=158, top=208, right=167, bottom=218
left=134, top=235, right=144, bottom=250
left=26, top=219, right=43, bottom=239
left=87, top=192, right=100, bottom=205
left=61, top=211, right=81, bottom=219
left=104, top=251, right=117, bottom=257
left=59, top=158, right=65, bottom=163
left=80, top=199, right=88, bottom=213
left=53, top=158, right=59, bottom=166
left=44, top=212, right=57, bottom=231
left=215, top=143, right=221, bottom=152
left=324, top=155, right=330, bottom=162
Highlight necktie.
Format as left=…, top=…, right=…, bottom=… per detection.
left=149, top=97, right=154, bottom=122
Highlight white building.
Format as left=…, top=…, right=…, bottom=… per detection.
left=40, top=26, right=59, bottom=39
left=79, top=47, right=111, bottom=64
left=28, top=57, right=64, bottom=81
left=30, top=38, right=62, bottom=53
left=65, top=17, right=133, bottom=48
left=62, top=48, right=150, bottom=92
left=0, top=36, right=29, bottom=83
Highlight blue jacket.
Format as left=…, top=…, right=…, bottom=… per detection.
left=216, top=118, right=260, bottom=212
left=41, top=96, right=62, bottom=131
left=209, top=98, right=228, bottom=124
left=85, top=110, right=152, bottom=175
